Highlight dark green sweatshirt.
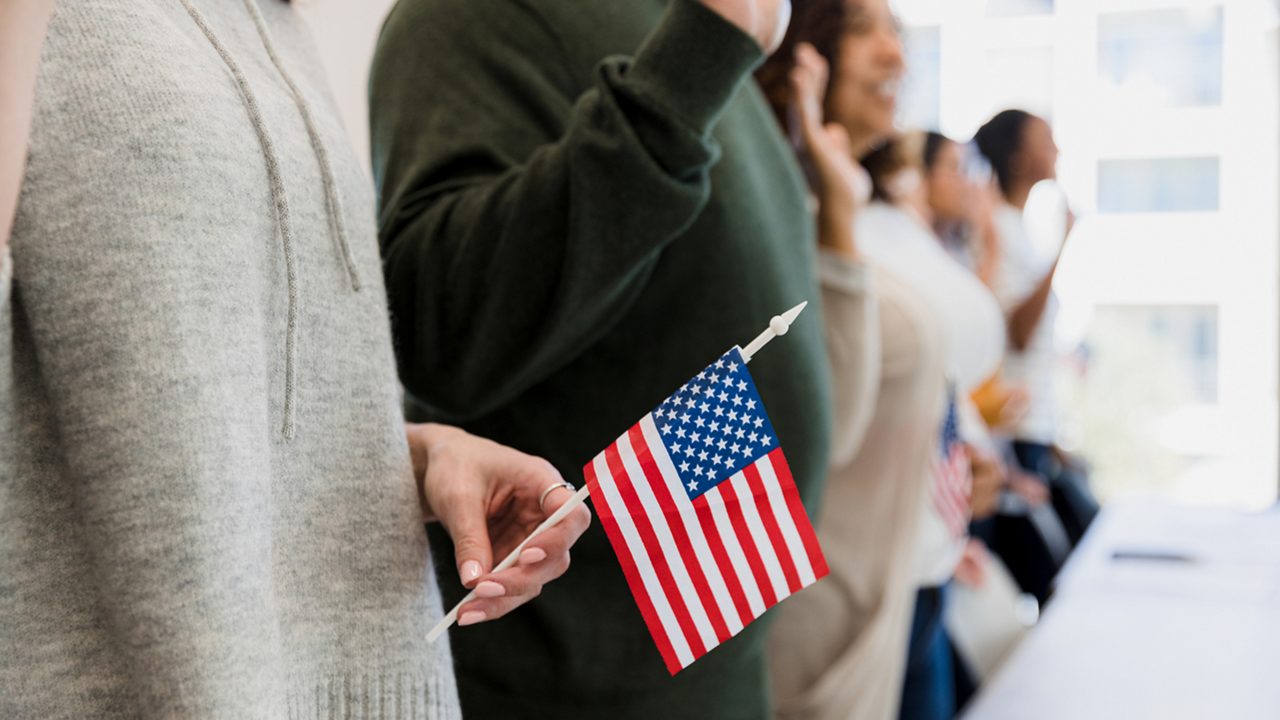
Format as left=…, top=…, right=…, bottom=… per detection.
left=370, top=0, right=832, bottom=717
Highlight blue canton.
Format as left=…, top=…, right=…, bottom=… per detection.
left=652, top=347, right=781, bottom=500
left=940, top=383, right=960, bottom=457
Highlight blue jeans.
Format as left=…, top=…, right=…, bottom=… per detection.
left=898, top=585, right=954, bottom=720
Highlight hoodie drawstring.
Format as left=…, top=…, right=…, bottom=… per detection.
left=179, top=0, right=362, bottom=440
left=240, top=0, right=363, bottom=294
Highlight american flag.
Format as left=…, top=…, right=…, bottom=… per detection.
left=584, top=346, right=828, bottom=674
left=930, top=387, right=972, bottom=539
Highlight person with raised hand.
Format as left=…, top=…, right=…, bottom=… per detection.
left=370, top=0, right=834, bottom=717
left=974, top=108, right=1099, bottom=592
left=756, top=4, right=957, bottom=719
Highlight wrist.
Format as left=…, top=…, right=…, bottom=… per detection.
left=407, top=422, right=455, bottom=523
left=698, top=0, right=787, bottom=51
left=816, top=205, right=857, bottom=259
left=627, top=0, right=765, bottom=134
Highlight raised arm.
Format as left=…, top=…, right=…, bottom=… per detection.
left=370, top=0, right=784, bottom=421
left=1006, top=210, right=1071, bottom=351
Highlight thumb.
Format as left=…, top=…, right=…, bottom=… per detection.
left=448, top=506, right=493, bottom=589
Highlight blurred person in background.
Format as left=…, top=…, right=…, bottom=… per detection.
left=857, top=132, right=1006, bottom=720
left=974, top=110, right=1099, bottom=553
left=756, top=2, right=953, bottom=718
left=920, top=130, right=1068, bottom=710
left=369, top=0, right=835, bottom=718
left=923, top=125, right=1069, bottom=610
left=925, top=135, right=1002, bottom=290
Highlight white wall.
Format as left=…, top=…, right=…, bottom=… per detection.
left=298, top=0, right=398, bottom=172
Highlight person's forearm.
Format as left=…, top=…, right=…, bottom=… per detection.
left=816, top=198, right=857, bottom=260
left=0, top=0, right=53, bottom=253
left=977, top=254, right=999, bottom=289
left=1008, top=263, right=1058, bottom=351
left=374, top=0, right=766, bottom=420
left=974, top=224, right=1000, bottom=288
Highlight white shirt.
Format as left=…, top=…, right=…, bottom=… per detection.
left=858, top=203, right=1005, bottom=393
left=857, top=202, right=1006, bottom=586
left=992, top=204, right=1059, bottom=445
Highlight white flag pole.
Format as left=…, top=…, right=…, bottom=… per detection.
left=426, top=301, right=808, bottom=643
left=426, top=484, right=590, bottom=643
left=740, top=301, right=807, bottom=363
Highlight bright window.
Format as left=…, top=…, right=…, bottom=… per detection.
left=1096, top=157, right=1220, bottom=213
left=985, top=0, right=1054, bottom=18
left=1098, top=7, right=1224, bottom=107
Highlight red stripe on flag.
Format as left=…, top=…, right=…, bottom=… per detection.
left=584, top=457, right=682, bottom=675
left=932, top=450, right=972, bottom=537
left=604, top=444, right=708, bottom=662
left=768, top=449, right=829, bottom=579
left=715, top=480, right=779, bottom=609
left=741, top=462, right=803, bottom=595
left=690, top=495, right=755, bottom=629
left=627, top=426, right=732, bottom=644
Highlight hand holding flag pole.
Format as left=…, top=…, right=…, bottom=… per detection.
left=426, top=302, right=810, bottom=644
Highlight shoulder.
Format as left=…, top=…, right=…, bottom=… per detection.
left=373, top=0, right=580, bottom=98
left=378, top=0, right=559, bottom=56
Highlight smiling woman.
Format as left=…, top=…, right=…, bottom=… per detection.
left=756, top=4, right=961, bottom=720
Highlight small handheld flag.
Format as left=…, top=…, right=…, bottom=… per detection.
left=425, top=303, right=828, bottom=664
left=585, top=346, right=827, bottom=674
left=584, top=316, right=828, bottom=674
left=930, top=385, right=972, bottom=539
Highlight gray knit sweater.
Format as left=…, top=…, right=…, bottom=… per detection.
left=0, top=1, right=460, bottom=717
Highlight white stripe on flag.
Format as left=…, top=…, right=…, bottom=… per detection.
left=639, top=416, right=745, bottom=635
left=702, top=486, right=768, bottom=618
left=591, top=453, right=694, bottom=668
left=616, top=429, right=718, bottom=651
left=756, top=454, right=818, bottom=586
left=727, top=471, right=791, bottom=602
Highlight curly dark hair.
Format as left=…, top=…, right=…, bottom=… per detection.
left=755, top=0, right=868, bottom=138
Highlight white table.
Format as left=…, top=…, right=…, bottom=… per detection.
left=962, top=500, right=1280, bottom=720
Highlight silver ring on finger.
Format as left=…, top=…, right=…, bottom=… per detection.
left=538, top=480, right=577, bottom=512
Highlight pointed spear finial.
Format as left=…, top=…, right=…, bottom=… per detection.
left=741, top=301, right=807, bottom=363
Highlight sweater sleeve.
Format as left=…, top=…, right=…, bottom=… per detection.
left=370, top=0, right=764, bottom=421
left=818, top=251, right=880, bottom=467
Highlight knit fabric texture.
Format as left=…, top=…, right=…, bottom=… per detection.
left=0, top=1, right=460, bottom=717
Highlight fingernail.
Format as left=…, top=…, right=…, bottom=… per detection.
left=475, top=581, right=506, bottom=599
left=519, top=547, right=547, bottom=565
left=458, top=611, right=486, bottom=626
left=461, top=560, right=482, bottom=583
